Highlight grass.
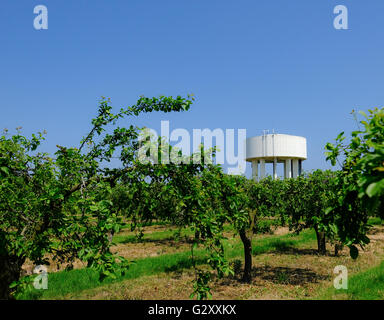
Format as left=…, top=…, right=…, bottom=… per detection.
left=120, top=220, right=172, bottom=229
left=368, top=217, right=384, bottom=226
left=17, top=250, right=208, bottom=300
left=222, top=228, right=317, bottom=259
left=113, top=227, right=194, bottom=244
left=18, top=223, right=384, bottom=300
left=114, top=220, right=277, bottom=244
left=18, top=227, right=318, bottom=300
left=28, top=221, right=384, bottom=300
left=318, top=260, right=384, bottom=300
left=254, top=231, right=317, bottom=255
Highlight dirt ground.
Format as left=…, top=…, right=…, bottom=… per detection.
left=21, top=224, right=256, bottom=274
left=54, top=225, right=384, bottom=300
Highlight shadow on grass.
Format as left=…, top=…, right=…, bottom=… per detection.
left=268, top=239, right=325, bottom=256
left=117, top=237, right=194, bottom=245
left=164, top=257, right=207, bottom=273
left=17, top=252, right=208, bottom=300
left=251, top=265, right=330, bottom=285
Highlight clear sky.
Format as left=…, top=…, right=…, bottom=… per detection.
left=1, top=1, right=384, bottom=177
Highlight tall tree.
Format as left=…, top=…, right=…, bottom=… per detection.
left=0, top=95, right=194, bottom=299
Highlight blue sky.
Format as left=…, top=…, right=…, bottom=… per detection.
left=1, top=1, right=384, bottom=176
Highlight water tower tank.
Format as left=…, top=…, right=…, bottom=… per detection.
left=245, top=133, right=307, bottom=180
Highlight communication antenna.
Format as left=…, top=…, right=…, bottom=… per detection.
left=263, top=130, right=270, bottom=136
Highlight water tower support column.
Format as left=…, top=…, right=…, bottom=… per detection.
left=251, top=160, right=258, bottom=182
left=299, top=160, right=302, bottom=176
left=259, top=159, right=266, bottom=179
left=284, top=159, right=292, bottom=178
left=292, top=159, right=299, bottom=178
left=273, top=158, right=277, bottom=180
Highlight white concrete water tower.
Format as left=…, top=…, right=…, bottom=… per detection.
left=245, top=133, right=307, bottom=181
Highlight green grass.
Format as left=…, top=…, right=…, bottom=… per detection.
left=17, top=250, right=208, bottom=300
left=17, top=228, right=317, bottom=300
left=113, top=228, right=194, bottom=244
left=120, top=220, right=172, bottom=229
left=115, top=221, right=277, bottom=244
left=318, top=261, right=384, bottom=300
left=368, top=217, right=384, bottom=226
left=222, top=228, right=317, bottom=259
left=254, top=231, right=316, bottom=255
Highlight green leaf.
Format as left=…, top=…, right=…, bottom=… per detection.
left=329, top=223, right=338, bottom=234
left=0, top=167, right=9, bottom=175
left=336, top=132, right=345, bottom=141
left=366, top=180, right=384, bottom=198
left=90, top=205, right=99, bottom=211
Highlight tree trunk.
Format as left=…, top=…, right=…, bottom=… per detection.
left=0, top=254, right=25, bottom=300
left=334, top=242, right=343, bottom=256
left=314, top=226, right=326, bottom=255
left=239, top=229, right=253, bottom=283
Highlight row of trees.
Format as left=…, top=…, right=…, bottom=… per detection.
left=0, top=95, right=195, bottom=299
left=107, top=107, right=384, bottom=298
left=1, top=95, right=383, bottom=299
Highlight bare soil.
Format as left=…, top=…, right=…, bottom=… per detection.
left=56, top=226, right=384, bottom=300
